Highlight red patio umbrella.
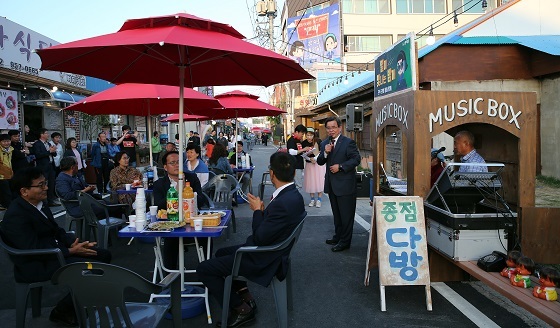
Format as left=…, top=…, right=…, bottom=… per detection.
left=250, top=126, right=262, bottom=132
left=65, top=83, right=221, bottom=166
left=36, top=13, right=311, bottom=254
left=37, top=13, right=311, bottom=88
left=66, top=83, right=221, bottom=116
left=161, top=113, right=209, bottom=122
left=262, top=128, right=272, bottom=134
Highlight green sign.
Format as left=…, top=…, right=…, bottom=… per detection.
left=374, top=33, right=416, bottom=98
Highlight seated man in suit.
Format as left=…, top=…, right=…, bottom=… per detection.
left=1, top=167, right=111, bottom=326
left=55, top=156, right=122, bottom=220
left=152, top=151, right=208, bottom=269
left=197, top=152, right=306, bottom=327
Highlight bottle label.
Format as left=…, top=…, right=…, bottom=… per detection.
left=167, top=198, right=179, bottom=221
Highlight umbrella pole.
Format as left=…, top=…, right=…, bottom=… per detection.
left=178, top=65, right=185, bottom=290
left=235, top=111, right=239, bottom=168
left=147, top=104, right=154, bottom=169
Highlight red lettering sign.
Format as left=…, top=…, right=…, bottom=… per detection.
left=296, top=14, right=329, bottom=40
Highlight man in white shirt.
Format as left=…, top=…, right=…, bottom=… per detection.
left=49, top=132, right=64, bottom=176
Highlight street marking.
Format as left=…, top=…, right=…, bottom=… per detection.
left=355, top=213, right=371, bottom=231
left=431, top=282, right=499, bottom=328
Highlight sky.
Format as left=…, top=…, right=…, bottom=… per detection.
left=2, top=0, right=285, bottom=100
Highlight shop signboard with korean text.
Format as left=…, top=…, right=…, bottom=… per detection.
left=0, top=88, right=19, bottom=129
left=372, top=196, right=431, bottom=311
left=0, top=17, right=86, bottom=89
left=286, top=3, right=341, bottom=68
left=374, top=33, right=416, bottom=99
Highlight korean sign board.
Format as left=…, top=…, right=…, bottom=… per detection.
left=374, top=33, right=416, bottom=99
left=367, top=196, right=432, bottom=311
left=0, top=88, right=19, bottom=130
left=286, top=3, right=341, bottom=68
left=0, top=17, right=86, bottom=89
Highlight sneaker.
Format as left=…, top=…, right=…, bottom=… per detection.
left=316, top=200, right=321, bottom=208
left=308, top=200, right=315, bottom=207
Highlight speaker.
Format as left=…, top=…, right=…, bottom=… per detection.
left=346, top=103, right=363, bottom=132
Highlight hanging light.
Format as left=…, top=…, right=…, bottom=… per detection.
left=453, top=11, right=459, bottom=27
left=52, top=86, right=58, bottom=92
left=343, top=77, right=349, bottom=85
left=7, top=82, right=10, bottom=88
left=426, top=25, right=435, bottom=45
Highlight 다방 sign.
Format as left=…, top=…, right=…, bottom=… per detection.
left=366, top=196, right=432, bottom=311
left=0, top=88, right=19, bottom=130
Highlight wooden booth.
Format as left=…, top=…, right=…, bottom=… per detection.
left=371, top=89, right=537, bottom=281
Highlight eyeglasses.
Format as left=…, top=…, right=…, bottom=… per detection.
left=326, top=126, right=338, bottom=131
left=167, top=161, right=180, bottom=166
left=28, top=181, right=48, bottom=189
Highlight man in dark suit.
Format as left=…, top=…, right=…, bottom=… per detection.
left=316, top=117, right=360, bottom=252
left=31, top=128, right=59, bottom=206
left=152, top=151, right=208, bottom=269
left=55, top=156, right=118, bottom=220
left=197, top=152, right=306, bottom=327
left=1, top=167, right=111, bottom=326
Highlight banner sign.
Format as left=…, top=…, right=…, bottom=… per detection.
left=365, top=196, right=432, bottom=311
left=0, top=17, right=86, bottom=88
left=374, top=33, right=416, bottom=99
left=0, top=88, right=19, bottom=130
left=286, top=3, right=341, bottom=68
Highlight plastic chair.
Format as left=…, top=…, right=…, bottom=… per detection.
left=55, top=189, right=86, bottom=240
left=0, top=231, right=69, bottom=328
left=202, top=174, right=240, bottom=233
left=78, top=192, right=128, bottom=249
left=258, top=171, right=274, bottom=200
left=52, top=262, right=182, bottom=328
left=221, top=216, right=306, bottom=328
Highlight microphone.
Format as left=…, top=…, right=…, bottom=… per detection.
left=329, top=136, right=334, bottom=145
left=436, top=146, right=446, bottom=154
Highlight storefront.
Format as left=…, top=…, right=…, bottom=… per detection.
left=0, top=17, right=93, bottom=140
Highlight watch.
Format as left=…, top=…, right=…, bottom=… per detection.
left=339, top=164, right=343, bottom=172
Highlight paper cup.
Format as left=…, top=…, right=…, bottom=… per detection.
left=128, top=215, right=136, bottom=227
left=194, top=219, right=203, bottom=231
left=135, top=220, right=146, bottom=231
left=125, top=184, right=132, bottom=191
left=149, top=206, right=158, bottom=216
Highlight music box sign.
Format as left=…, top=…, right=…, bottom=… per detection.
left=429, top=97, right=523, bottom=133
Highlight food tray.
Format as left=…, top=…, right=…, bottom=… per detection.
left=189, top=215, right=221, bottom=227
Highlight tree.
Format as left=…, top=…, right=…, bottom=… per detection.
left=80, top=113, right=110, bottom=143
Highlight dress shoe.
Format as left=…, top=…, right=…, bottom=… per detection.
left=325, top=238, right=339, bottom=245
left=247, top=299, right=257, bottom=311
left=216, top=308, right=255, bottom=327
left=331, top=243, right=350, bottom=252
left=49, top=306, right=78, bottom=327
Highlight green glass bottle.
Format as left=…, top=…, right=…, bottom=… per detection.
left=166, top=185, right=179, bottom=221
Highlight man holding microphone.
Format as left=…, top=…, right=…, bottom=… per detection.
left=316, top=117, right=360, bottom=252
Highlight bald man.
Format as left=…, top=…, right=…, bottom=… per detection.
left=453, top=130, right=487, bottom=173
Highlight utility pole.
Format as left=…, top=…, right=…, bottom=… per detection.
left=256, top=0, right=277, bottom=51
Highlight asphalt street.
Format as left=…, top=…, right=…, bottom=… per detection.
left=0, top=142, right=550, bottom=327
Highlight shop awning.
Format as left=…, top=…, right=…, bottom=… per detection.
left=21, top=86, right=86, bottom=107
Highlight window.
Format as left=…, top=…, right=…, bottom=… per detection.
left=345, top=35, right=393, bottom=52
left=396, top=0, right=446, bottom=13
left=342, top=0, right=390, bottom=14
left=300, top=80, right=318, bottom=95
left=296, top=2, right=330, bottom=16
left=452, top=0, right=486, bottom=14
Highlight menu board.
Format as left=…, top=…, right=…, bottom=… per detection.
left=0, top=88, right=19, bottom=130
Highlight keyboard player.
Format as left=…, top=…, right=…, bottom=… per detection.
left=453, top=131, right=488, bottom=173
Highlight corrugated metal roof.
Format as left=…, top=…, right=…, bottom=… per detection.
left=452, top=36, right=518, bottom=45
left=509, top=35, right=560, bottom=56
left=423, top=35, right=560, bottom=56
